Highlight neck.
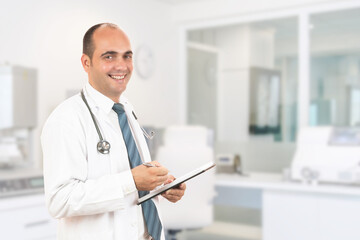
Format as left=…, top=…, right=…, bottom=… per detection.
left=88, top=81, right=121, bottom=103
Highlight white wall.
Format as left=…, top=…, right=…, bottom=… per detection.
left=0, top=0, right=179, bottom=167
left=170, top=0, right=340, bottom=23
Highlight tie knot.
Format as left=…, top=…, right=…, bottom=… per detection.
left=113, top=103, right=125, bottom=115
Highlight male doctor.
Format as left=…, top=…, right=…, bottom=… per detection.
left=41, top=23, right=186, bottom=240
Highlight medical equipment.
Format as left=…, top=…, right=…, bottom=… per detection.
left=0, top=65, right=37, bottom=168
left=291, top=127, right=360, bottom=184
left=80, top=90, right=154, bottom=154
left=80, top=90, right=111, bottom=154
left=0, top=137, right=23, bottom=167
left=0, top=65, right=37, bottom=129
left=0, top=168, right=43, bottom=198
left=216, top=154, right=235, bottom=173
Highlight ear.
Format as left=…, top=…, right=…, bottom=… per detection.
left=81, top=54, right=91, bottom=73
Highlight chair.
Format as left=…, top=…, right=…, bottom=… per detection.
left=155, top=126, right=216, bottom=239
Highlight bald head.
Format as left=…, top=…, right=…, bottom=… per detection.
left=83, top=23, right=121, bottom=59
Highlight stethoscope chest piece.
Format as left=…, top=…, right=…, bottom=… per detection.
left=97, top=140, right=111, bottom=154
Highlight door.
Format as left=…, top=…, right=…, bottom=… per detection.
left=187, top=47, right=218, bottom=134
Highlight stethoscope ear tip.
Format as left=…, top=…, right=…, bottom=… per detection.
left=141, top=126, right=155, bottom=140
left=149, top=131, right=155, bottom=139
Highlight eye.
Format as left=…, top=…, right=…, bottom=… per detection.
left=105, top=55, right=113, bottom=60
left=125, top=54, right=133, bottom=59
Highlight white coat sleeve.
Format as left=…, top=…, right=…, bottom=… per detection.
left=41, top=111, right=137, bottom=219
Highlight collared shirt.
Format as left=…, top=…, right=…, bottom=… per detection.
left=41, top=82, right=161, bottom=240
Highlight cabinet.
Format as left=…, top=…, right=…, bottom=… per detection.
left=216, top=172, right=360, bottom=240
left=0, top=194, right=56, bottom=240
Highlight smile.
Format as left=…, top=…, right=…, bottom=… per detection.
left=109, top=74, right=125, bottom=80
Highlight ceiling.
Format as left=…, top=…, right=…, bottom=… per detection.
left=153, top=0, right=208, bottom=4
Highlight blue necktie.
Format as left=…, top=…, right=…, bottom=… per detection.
left=113, top=103, right=162, bottom=240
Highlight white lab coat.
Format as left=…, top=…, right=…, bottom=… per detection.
left=41, top=83, right=165, bottom=240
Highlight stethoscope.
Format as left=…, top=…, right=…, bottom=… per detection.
left=80, top=90, right=154, bottom=154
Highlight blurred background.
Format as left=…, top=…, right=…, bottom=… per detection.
left=1, top=0, right=360, bottom=239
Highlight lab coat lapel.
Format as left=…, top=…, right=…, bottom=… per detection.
left=122, top=102, right=152, bottom=163
left=99, top=110, right=120, bottom=133
left=82, top=85, right=119, bottom=133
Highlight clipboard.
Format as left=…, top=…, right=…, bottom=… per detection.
left=137, top=161, right=216, bottom=205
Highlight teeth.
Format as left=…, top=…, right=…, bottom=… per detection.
left=110, top=75, right=125, bottom=80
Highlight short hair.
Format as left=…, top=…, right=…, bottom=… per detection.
left=83, top=23, right=119, bottom=59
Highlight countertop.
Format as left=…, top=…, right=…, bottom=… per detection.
left=216, top=172, right=360, bottom=197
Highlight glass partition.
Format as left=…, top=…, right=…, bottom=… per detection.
left=188, top=17, right=299, bottom=145
left=310, top=8, right=360, bottom=127
left=187, top=17, right=298, bottom=174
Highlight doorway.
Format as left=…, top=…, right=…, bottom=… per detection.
left=187, top=44, right=219, bottom=135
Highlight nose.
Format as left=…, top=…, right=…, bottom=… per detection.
left=114, top=58, right=127, bottom=71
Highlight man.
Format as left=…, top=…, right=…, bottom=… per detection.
left=41, top=23, right=185, bottom=240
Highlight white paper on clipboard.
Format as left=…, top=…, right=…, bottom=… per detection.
left=137, top=161, right=216, bottom=205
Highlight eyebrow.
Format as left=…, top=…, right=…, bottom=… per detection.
left=100, top=50, right=133, bottom=57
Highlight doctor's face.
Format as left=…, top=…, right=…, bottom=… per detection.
left=82, top=26, right=133, bottom=102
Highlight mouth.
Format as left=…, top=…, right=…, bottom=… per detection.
left=108, top=74, right=126, bottom=80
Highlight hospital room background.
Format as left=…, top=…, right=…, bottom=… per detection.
left=1, top=0, right=360, bottom=239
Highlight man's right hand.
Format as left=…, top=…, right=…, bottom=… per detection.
left=131, top=161, right=168, bottom=191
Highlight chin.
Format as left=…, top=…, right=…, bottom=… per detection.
left=114, top=87, right=127, bottom=96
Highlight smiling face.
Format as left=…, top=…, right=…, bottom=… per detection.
left=81, top=26, right=133, bottom=102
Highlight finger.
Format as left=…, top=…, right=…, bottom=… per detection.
left=167, top=183, right=185, bottom=190
left=162, top=193, right=182, bottom=202
left=151, top=161, right=162, bottom=167
left=168, top=175, right=175, bottom=181
left=155, top=175, right=168, bottom=186
left=151, top=166, right=168, bottom=176
left=161, top=191, right=175, bottom=198
left=178, top=183, right=186, bottom=190
left=164, top=196, right=179, bottom=202
left=164, top=188, right=184, bottom=197
left=164, top=177, right=174, bottom=185
left=164, top=175, right=175, bottom=184
left=160, top=177, right=168, bottom=184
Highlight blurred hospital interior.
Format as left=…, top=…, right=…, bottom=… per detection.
left=1, top=0, right=360, bottom=239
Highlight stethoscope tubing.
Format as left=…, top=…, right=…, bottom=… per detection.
left=80, top=90, right=154, bottom=154
left=81, top=90, right=105, bottom=142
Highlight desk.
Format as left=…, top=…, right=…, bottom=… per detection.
left=216, top=173, right=360, bottom=240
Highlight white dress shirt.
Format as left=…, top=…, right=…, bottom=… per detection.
left=41, top=82, right=165, bottom=240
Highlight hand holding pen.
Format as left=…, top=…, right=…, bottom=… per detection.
left=141, top=162, right=186, bottom=203
left=131, top=161, right=168, bottom=191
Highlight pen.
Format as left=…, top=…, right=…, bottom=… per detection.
left=142, top=162, right=158, bottom=168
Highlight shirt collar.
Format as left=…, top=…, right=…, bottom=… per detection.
left=84, top=82, right=125, bottom=115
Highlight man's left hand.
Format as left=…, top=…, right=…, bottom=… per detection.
left=161, top=175, right=186, bottom=203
